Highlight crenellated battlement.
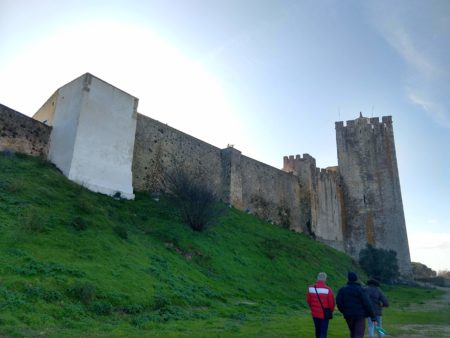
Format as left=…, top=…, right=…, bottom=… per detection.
left=283, top=153, right=316, bottom=173
left=318, top=166, right=339, bottom=180
left=335, top=115, right=393, bottom=131
left=283, top=154, right=340, bottom=185
left=382, top=116, right=392, bottom=123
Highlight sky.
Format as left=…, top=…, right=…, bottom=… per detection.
left=1, top=0, right=449, bottom=272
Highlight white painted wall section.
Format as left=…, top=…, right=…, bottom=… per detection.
left=43, top=77, right=84, bottom=177
left=69, top=74, right=137, bottom=199
left=35, top=73, right=138, bottom=199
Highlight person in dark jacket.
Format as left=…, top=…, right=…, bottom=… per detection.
left=336, top=272, right=377, bottom=338
left=365, top=279, right=389, bottom=338
left=307, top=272, right=336, bottom=338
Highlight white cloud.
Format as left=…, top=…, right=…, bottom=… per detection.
left=408, top=231, right=450, bottom=271
left=383, top=26, right=436, bottom=80
left=407, top=90, right=450, bottom=129
left=366, top=1, right=450, bottom=129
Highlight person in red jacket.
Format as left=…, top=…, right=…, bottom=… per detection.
left=307, top=272, right=336, bottom=338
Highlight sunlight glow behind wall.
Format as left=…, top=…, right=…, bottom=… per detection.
left=0, top=20, right=243, bottom=150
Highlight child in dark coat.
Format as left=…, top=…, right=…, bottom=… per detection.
left=365, top=279, right=389, bottom=338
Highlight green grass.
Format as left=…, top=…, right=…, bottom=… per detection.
left=0, top=153, right=449, bottom=337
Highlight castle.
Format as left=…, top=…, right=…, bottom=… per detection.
left=0, top=73, right=412, bottom=277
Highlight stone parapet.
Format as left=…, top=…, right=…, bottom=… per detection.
left=0, top=104, right=51, bottom=157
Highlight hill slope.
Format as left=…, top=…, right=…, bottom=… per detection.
left=1, top=153, right=445, bottom=337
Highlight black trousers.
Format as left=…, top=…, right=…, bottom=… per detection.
left=345, top=317, right=366, bottom=338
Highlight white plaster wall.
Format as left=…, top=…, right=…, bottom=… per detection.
left=68, top=74, right=137, bottom=199
left=46, top=78, right=84, bottom=176
left=38, top=73, right=137, bottom=199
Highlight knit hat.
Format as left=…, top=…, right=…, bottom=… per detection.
left=348, top=272, right=358, bottom=282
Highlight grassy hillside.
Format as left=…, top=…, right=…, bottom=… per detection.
left=0, top=153, right=447, bottom=337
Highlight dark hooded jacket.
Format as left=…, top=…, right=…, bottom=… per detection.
left=365, top=282, right=389, bottom=316
left=336, top=281, right=376, bottom=320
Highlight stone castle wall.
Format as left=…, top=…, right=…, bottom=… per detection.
left=239, top=154, right=303, bottom=229
left=0, top=90, right=412, bottom=276
left=315, top=168, right=344, bottom=251
left=132, top=114, right=225, bottom=195
left=132, top=113, right=306, bottom=230
left=283, top=155, right=344, bottom=249
left=0, top=104, right=51, bottom=157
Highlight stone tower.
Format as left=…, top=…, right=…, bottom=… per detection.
left=335, top=114, right=412, bottom=277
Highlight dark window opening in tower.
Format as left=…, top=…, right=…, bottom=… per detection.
left=363, top=194, right=366, bottom=205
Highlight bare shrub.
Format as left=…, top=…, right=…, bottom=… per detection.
left=163, top=164, right=220, bottom=232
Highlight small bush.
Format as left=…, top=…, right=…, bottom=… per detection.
left=123, top=304, right=145, bottom=314
left=153, top=294, right=170, bottom=310
left=25, top=286, right=63, bottom=302
left=90, top=301, right=113, bottom=315
left=359, top=244, right=399, bottom=283
left=229, top=312, right=247, bottom=321
left=1, top=179, right=24, bottom=193
left=61, top=303, right=84, bottom=319
left=67, top=281, right=96, bottom=304
left=14, top=259, right=84, bottom=277
left=113, top=225, right=128, bottom=239
left=71, top=216, right=87, bottom=231
left=0, top=286, right=27, bottom=308
left=18, top=208, right=46, bottom=233
left=164, top=164, right=220, bottom=232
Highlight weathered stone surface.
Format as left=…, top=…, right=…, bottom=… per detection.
left=132, top=114, right=304, bottom=229
left=283, top=155, right=344, bottom=250
left=0, top=104, right=51, bottom=157
left=0, top=74, right=412, bottom=278
left=336, top=115, right=412, bottom=277
left=132, top=114, right=224, bottom=196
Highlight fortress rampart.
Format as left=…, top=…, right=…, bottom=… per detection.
left=0, top=104, right=51, bottom=156
left=132, top=113, right=303, bottom=229
left=0, top=74, right=412, bottom=277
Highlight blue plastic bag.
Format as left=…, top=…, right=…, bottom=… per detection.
left=375, top=325, right=388, bottom=336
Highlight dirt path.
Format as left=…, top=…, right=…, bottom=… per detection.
left=394, top=286, right=450, bottom=338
